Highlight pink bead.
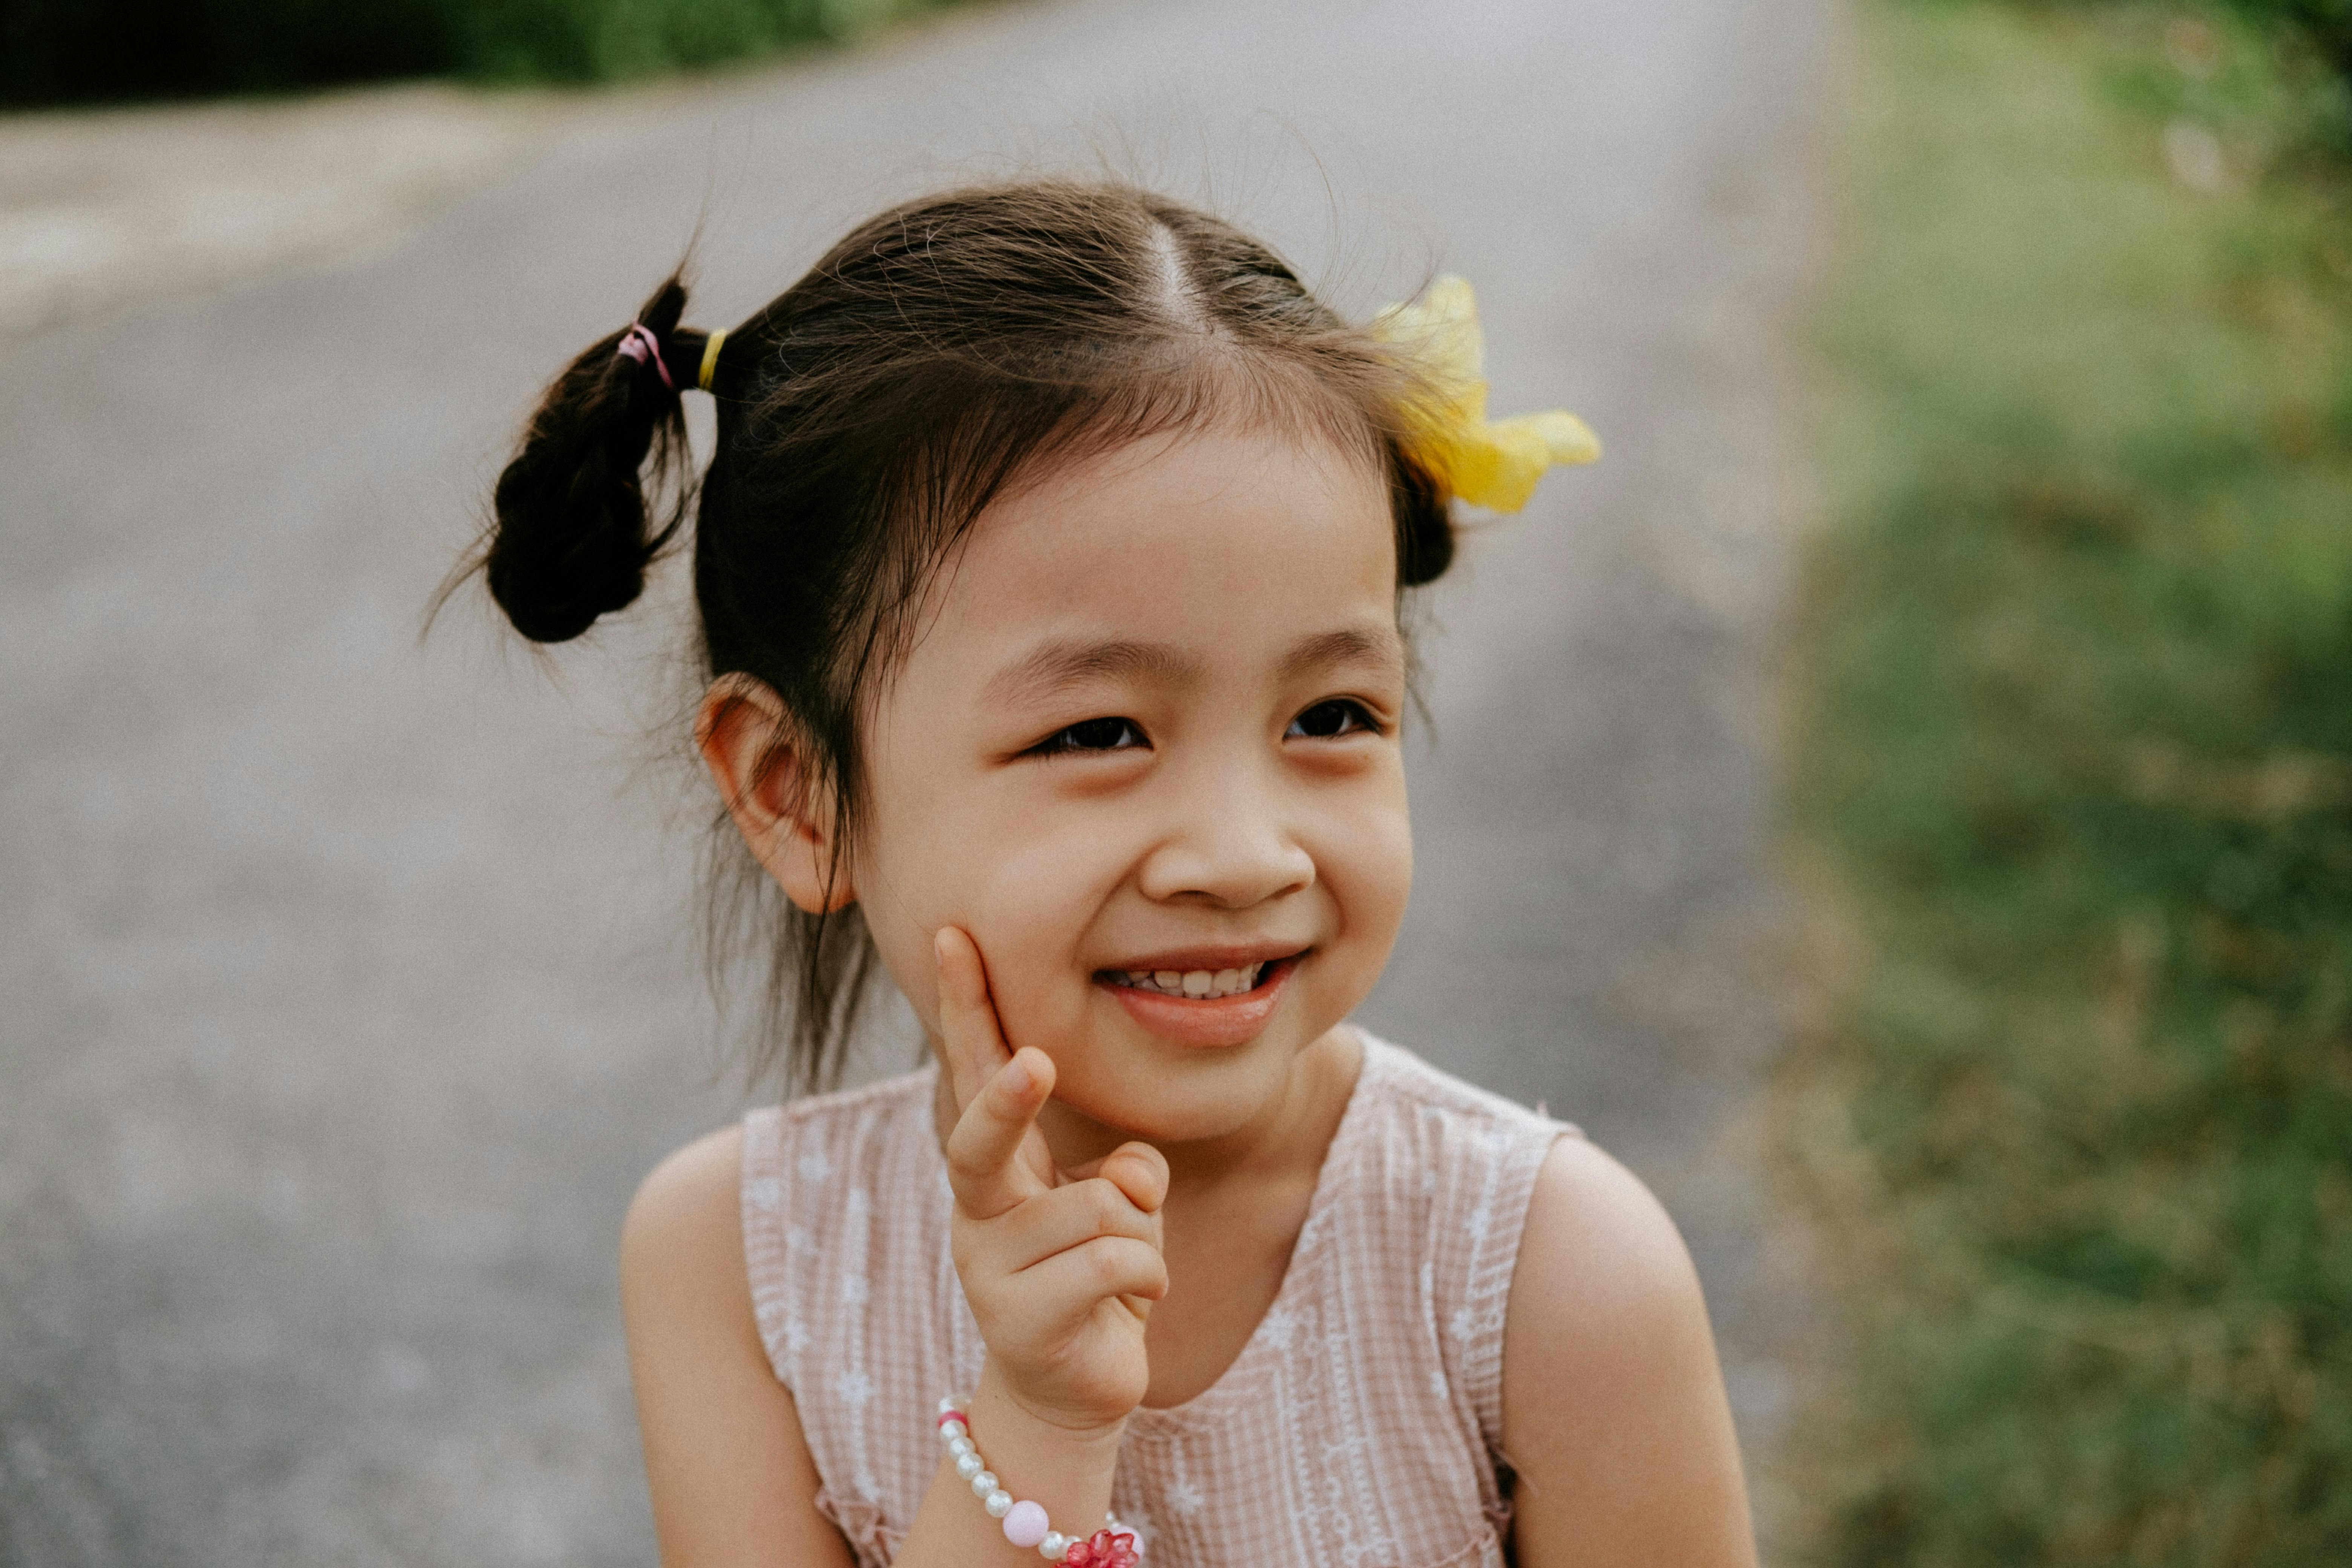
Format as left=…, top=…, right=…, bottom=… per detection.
left=1001, top=1500, right=1050, bottom=1548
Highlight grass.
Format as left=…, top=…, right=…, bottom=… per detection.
left=1771, top=2, right=2352, bottom=1562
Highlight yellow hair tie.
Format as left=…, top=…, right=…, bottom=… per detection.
left=698, top=328, right=728, bottom=393
left=1370, top=276, right=1599, bottom=513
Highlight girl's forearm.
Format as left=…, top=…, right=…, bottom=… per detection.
left=891, top=1369, right=1125, bottom=1568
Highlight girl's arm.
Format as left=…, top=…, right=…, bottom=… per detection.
left=620, top=1126, right=854, bottom=1568
left=1500, top=1137, right=1759, bottom=1568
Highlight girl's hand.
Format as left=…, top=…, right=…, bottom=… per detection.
left=934, top=927, right=1168, bottom=1436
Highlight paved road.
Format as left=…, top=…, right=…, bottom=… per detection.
left=0, top=0, right=1823, bottom=1561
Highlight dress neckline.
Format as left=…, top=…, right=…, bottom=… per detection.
left=1119, top=1029, right=1390, bottom=1435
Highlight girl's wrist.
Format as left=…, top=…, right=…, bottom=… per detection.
left=951, top=1367, right=1125, bottom=1548
left=900, top=1372, right=1132, bottom=1568
left=936, top=1382, right=1138, bottom=1568
left=970, top=1361, right=1129, bottom=1462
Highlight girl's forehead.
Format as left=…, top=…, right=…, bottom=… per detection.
left=909, top=426, right=1399, bottom=689
left=964, top=425, right=1390, bottom=586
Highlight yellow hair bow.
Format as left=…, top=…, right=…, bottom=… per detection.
left=1371, top=276, right=1600, bottom=513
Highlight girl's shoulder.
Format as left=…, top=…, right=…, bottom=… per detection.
left=1351, top=1032, right=1582, bottom=1137
left=621, top=1120, right=748, bottom=1291
left=1335, top=1033, right=1583, bottom=1221
left=619, top=1121, right=870, bottom=1565
left=1485, top=1086, right=1758, bottom=1561
left=621, top=1066, right=941, bottom=1332
left=1351, top=1036, right=1754, bottom=1560
left=741, top=1063, right=943, bottom=1213
left=1355, top=1038, right=1709, bottom=1370
left=737, top=1066, right=967, bottom=1396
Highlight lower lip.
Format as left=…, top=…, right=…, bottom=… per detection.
left=1098, top=957, right=1301, bottom=1049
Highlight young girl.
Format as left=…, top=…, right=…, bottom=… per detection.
left=473, top=182, right=1755, bottom=1568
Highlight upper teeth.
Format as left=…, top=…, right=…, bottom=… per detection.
left=1122, top=964, right=1265, bottom=998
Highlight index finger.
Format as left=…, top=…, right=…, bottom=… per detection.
left=934, top=926, right=1010, bottom=1117
left=945, top=1045, right=1056, bottom=1220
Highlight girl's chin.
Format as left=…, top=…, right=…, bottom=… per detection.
left=1093, top=957, right=1299, bottom=1049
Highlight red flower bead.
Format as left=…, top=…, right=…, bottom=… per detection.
left=1063, top=1528, right=1139, bottom=1568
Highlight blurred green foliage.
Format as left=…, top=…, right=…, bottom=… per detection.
left=2216, top=0, right=2352, bottom=78
left=0, top=0, right=940, bottom=106
left=1774, top=1, right=2352, bottom=1563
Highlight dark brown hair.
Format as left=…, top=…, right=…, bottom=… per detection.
left=464, top=180, right=1456, bottom=1093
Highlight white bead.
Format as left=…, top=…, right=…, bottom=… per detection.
left=939, top=1419, right=968, bottom=1443
left=971, top=1472, right=997, bottom=1498
left=946, top=1435, right=974, bottom=1459
left=954, top=1452, right=983, bottom=1480
left=938, top=1396, right=961, bottom=1415
left=1039, top=1532, right=1069, bottom=1560
left=985, top=1489, right=1013, bottom=1518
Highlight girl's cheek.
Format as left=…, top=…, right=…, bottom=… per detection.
left=858, top=757, right=1125, bottom=1038
left=1325, top=791, right=1415, bottom=949
left=965, top=826, right=1133, bottom=1044
left=850, top=788, right=988, bottom=1027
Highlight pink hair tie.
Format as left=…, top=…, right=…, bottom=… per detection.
left=616, top=322, right=675, bottom=391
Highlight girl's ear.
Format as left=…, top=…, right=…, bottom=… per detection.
left=696, top=675, right=856, bottom=914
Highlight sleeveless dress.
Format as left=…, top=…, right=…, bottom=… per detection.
left=738, top=1032, right=1574, bottom=1568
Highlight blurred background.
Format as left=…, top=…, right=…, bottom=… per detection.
left=0, top=0, right=2343, bottom=1564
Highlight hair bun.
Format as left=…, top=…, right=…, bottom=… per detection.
left=479, top=278, right=694, bottom=643
left=485, top=480, right=659, bottom=642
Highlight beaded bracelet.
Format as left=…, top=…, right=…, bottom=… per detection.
left=935, top=1397, right=1142, bottom=1566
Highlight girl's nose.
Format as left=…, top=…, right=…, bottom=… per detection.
left=1134, top=767, right=1315, bottom=910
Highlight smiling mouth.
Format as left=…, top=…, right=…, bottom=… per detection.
left=1095, top=956, right=1298, bottom=1000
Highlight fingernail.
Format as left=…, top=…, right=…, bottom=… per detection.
left=996, top=1055, right=1032, bottom=1096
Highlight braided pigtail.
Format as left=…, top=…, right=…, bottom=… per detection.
left=480, top=276, right=709, bottom=643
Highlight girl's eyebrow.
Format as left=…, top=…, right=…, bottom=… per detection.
left=1280, top=624, right=1406, bottom=682
left=986, top=624, right=1406, bottom=709
left=985, top=638, right=1204, bottom=707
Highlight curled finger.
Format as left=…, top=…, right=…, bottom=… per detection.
left=989, top=1176, right=1159, bottom=1271
left=1018, top=1235, right=1170, bottom=1332
left=1096, top=1141, right=1169, bottom=1217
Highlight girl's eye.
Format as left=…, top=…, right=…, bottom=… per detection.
left=1286, top=699, right=1381, bottom=740
left=1035, top=716, right=1148, bottom=755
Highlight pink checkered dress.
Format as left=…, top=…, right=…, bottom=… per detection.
left=739, top=1034, right=1571, bottom=1567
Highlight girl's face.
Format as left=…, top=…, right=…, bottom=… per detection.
left=852, top=422, right=1413, bottom=1145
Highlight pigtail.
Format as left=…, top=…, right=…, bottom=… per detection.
left=479, top=276, right=705, bottom=643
